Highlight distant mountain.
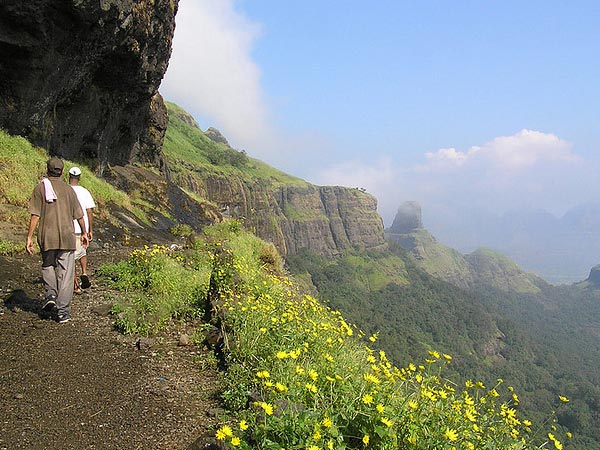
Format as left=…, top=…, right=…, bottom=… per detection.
left=386, top=202, right=545, bottom=294
left=422, top=202, right=600, bottom=284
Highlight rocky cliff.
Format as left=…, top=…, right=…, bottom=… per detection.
left=0, top=0, right=177, bottom=168
left=163, top=104, right=387, bottom=258
left=387, top=201, right=543, bottom=293
left=169, top=168, right=386, bottom=258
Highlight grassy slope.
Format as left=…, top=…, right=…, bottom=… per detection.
left=163, top=101, right=308, bottom=187
left=0, top=129, right=151, bottom=252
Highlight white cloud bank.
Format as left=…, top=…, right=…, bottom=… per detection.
left=316, top=130, right=590, bottom=225
left=422, top=129, right=579, bottom=172
left=161, top=0, right=273, bottom=152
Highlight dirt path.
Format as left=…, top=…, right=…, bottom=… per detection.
left=0, top=248, right=221, bottom=450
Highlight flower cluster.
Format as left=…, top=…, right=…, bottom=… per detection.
left=207, top=235, right=573, bottom=450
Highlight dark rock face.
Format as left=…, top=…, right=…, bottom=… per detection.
left=587, top=265, right=600, bottom=287
left=388, top=201, right=422, bottom=233
left=0, top=0, right=177, bottom=168
left=204, top=127, right=230, bottom=146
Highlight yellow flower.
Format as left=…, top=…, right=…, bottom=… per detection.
left=305, top=383, right=318, bottom=393
left=428, top=350, right=440, bottom=359
left=322, top=416, right=333, bottom=428
left=215, top=429, right=226, bottom=440
left=231, top=436, right=240, bottom=446
left=369, top=333, right=378, bottom=342
left=275, top=382, right=288, bottom=392
left=362, top=394, right=373, bottom=405
left=408, top=436, right=417, bottom=444
left=376, top=403, right=385, bottom=414
left=256, top=370, right=270, bottom=379
left=380, top=417, right=393, bottom=427
left=308, top=446, right=319, bottom=450
left=239, top=420, right=249, bottom=430
left=443, top=353, right=452, bottom=361
left=254, top=401, right=274, bottom=415
left=308, top=369, right=318, bottom=381
left=408, top=400, right=418, bottom=409
left=363, top=373, right=380, bottom=384
left=276, top=351, right=288, bottom=359
left=216, top=425, right=233, bottom=440
left=363, top=434, right=370, bottom=445
left=444, top=428, right=459, bottom=442
left=559, top=395, right=570, bottom=403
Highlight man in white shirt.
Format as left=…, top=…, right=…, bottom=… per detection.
left=68, top=167, right=96, bottom=292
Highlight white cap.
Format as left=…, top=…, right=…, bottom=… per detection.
left=69, top=167, right=82, bottom=176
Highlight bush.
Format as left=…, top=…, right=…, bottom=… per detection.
left=99, top=244, right=211, bottom=335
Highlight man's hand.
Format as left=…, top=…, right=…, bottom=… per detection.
left=81, top=232, right=90, bottom=249
left=26, top=236, right=35, bottom=255
left=88, top=230, right=93, bottom=241
left=26, top=215, right=39, bottom=255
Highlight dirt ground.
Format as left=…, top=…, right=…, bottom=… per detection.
left=0, top=242, right=223, bottom=450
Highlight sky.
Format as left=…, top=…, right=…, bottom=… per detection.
left=161, top=0, right=600, bottom=227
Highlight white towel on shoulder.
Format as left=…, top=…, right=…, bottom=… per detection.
left=42, top=178, right=57, bottom=203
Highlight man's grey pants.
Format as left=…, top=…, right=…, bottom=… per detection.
left=41, top=250, right=75, bottom=317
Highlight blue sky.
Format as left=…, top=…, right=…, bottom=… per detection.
left=161, top=1, right=600, bottom=226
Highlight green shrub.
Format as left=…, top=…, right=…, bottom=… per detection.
left=169, top=223, right=194, bottom=238
left=0, top=239, right=23, bottom=256
left=99, top=244, right=211, bottom=335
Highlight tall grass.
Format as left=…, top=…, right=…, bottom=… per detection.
left=99, top=221, right=573, bottom=449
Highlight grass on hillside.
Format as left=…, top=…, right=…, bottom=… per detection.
left=0, top=129, right=152, bottom=252
left=100, top=220, right=573, bottom=450
left=163, top=101, right=309, bottom=187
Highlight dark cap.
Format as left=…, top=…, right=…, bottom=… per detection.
left=47, top=157, right=64, bottom=176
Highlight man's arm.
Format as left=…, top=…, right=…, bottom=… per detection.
left=77, top=217, right=89, bottom=248
left=86, top=208, right=93, bottom=241
left=26, top=215, right=39, bottom=255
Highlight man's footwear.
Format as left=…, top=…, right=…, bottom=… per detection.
left=80, top=274, right=91, bottom=289
left=74, top=287, right=83, bottom=295
left=58, top=314, right=71, bottom=324
left=42, top=295, right=57, bottom=311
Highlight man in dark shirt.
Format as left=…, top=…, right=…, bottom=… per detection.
left=26, top=157, right=89, bottom=323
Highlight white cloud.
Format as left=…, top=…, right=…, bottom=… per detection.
left=423, top=146, right=480, bottom=170
left=485, top=129, right=579, bottom=170
left=420, top=129, right=579, bottom=173
left=161, top=0, right=274, bottom=152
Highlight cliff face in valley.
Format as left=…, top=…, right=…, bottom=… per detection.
left=163, top=103, right=386, bottom=258
left=170, top=168, right=386, bottom=258
left=0, top=0, right=177, bottom=168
